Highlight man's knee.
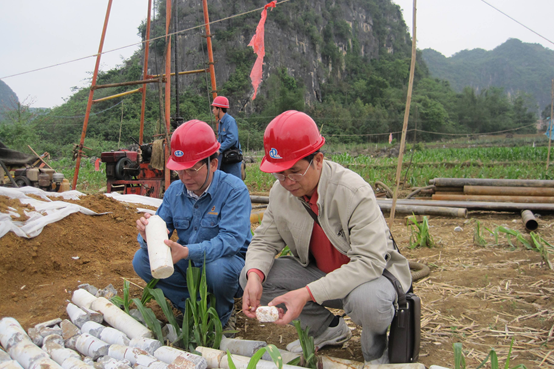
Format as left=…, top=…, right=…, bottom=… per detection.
left=132, top=248, right=151, bottom=281
left=204, top=257, right=243, bottom=291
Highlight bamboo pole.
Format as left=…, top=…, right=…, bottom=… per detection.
left=390, top=0, right=417, bottom=223
left=27, top=145, right=53, bottom=169
left=546, top=78, right=554, bottom=170
left=93, top=88, right=141, bottom=103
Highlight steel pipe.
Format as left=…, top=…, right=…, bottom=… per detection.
left=432, top=194, right=554, bottom=204
left=249, top=196, right=467, bottom=218
left=521, top=210, right=539, bottom=231
left=379, top=203, right=467, bottom=218
left=430, top=178, right=554, bottom=188
left=464, top=185, right=554, bottom=196
left=250, top=195, right=269, bottom=204
left=378, top=199, right=554, bottom=213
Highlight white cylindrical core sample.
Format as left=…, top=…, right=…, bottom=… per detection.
left=145, top=215, right=174, bottom=279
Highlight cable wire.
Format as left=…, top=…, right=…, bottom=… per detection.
left=0, top=0, right=291, bottom=80
left=480, top=0, right=554, bottom=46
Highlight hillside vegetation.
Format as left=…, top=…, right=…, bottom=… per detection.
left=422, top=38, right=554, bottom=110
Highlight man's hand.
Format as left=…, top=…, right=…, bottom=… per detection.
left=242, top=272, right=264, bottom=319
left=269, top=288, right=312, bottom=325
left=136, top=213, right=152, bottom=242
left=164, top=239, right=189, bottom=264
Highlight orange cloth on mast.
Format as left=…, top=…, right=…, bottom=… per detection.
left=248, top=1, right=276, bottom=100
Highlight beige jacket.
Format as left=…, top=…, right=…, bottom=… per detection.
left=245, top=160, right=412, bottom=304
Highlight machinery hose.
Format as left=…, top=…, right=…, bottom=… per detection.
left=406, top=185, right=435, bottom=199
left=374, top=181, right=393, bottom=198
left=410, top=260, right=430, bottom=281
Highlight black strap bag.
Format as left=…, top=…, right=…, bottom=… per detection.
left=383, top=269, right=421, bottom=363
left=300, top=200, right=421, bottom=363
left=222, top=146, right=243, bottom=164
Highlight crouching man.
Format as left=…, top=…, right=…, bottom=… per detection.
left=134, top=120, right=252, bottom=328
left=240, top=111, right=411, bottom=364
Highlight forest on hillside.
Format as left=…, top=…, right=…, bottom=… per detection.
left=0, top=0, right=540, bottom=158
left=422, top=38, right=554, bottom=111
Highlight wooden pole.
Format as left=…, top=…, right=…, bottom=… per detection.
left=547, top=79, right=554, bottom=170
left=389, top=0, right=417, bottom=224
left=27, top=145, right=53, bottom=170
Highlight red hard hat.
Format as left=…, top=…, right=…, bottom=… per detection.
left=260, top=111, right=325, bottom=173
left=166, top=120, right=221, bottom=170
left=211, top=96, right=229, bottom=109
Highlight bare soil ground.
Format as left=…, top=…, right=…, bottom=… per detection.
left=1, top=193, right=553, bottom=368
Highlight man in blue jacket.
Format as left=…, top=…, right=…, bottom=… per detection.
left=212, top=96, right=243, bottom=179
left=133, top=120, right=252, bottom=327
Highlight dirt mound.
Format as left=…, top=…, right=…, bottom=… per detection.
left=1, top=193, right=553, bottom=367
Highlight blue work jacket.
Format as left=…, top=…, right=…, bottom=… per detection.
left=138, top=170, right=251, bottom=264
left=217, top=113, right=241, bottom=152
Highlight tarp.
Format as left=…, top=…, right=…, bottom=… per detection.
left=0, top=187, right=162, bottom=239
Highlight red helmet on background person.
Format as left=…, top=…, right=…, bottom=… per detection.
left=211, top=96, right=230, bottom=109
left=260, top=110, right=325, bottom=173
left=166, top=120, right=220, bottom=170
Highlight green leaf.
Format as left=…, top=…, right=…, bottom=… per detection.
left=150, top=288, right=181, bottom=338
left=226, top=349, right=237, bottom=369
left=453, top=342, right=466, bottom=369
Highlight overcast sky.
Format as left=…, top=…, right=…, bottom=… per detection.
left=1, top=0, right=553, bottom=109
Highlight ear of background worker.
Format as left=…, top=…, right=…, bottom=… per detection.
left=133, top=119, right=252, bottom=327
left=212, top=96, right=243, bottom=179
left=239, top=110, right=412, bottom=364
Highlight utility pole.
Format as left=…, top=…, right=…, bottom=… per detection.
left=546, top=79, right=554, bottom=170
left=389, top=0, right=417, bottom=224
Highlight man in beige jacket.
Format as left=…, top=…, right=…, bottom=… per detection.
left=240, top=110, right=412, bottom=364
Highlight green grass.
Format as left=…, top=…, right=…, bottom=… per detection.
left=50, top=136, right=554, bottom=194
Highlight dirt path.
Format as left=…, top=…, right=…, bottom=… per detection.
left=1, top=194, right=552, bottom=367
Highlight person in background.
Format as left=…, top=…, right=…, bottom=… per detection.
left=212, top=96, right=243, bottom=179
left=133, top=119, right=252, bottom=329
left=240, top=111, right=412, bottom=364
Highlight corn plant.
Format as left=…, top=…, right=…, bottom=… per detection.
left=111, top=279, right=131, bottom=313
left=149, top=288, right=182, bottom=343
left=140, top=278, right=160, bottom=305
left=473, top=220, right=487, bottom=247
left=132, top=297, right=164, bottom=344
left=453, top=339, right=527, bottom=369
left=287, top=320, right=319, bottom=369
left=181, top=259, right=223, bottom=352
left=226, top=344, right=283, bottom=369
left=407, top=214, right=435, bottom=249
left=530, top=232, right=553, bottom=269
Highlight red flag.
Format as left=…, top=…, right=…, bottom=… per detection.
left=94, top=158, right=101, bottom=171
left=248, top=1, right=276, bottom=100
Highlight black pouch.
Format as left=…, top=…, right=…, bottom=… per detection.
left=383, top=269, right=421, bottom=363
left=222, top=148, right=243, bottom=164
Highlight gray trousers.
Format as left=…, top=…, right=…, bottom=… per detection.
left=240, top=256, right=397, bottom=361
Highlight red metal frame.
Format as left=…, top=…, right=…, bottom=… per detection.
left=72, top=0, right=219, bottom=196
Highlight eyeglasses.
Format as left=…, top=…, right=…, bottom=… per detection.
left=178, top=163, right=206, bottom=176
left=272, top=160, right=313, bottom=182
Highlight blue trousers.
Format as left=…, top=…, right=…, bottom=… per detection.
left=133, top=248, right=244, bottom=326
